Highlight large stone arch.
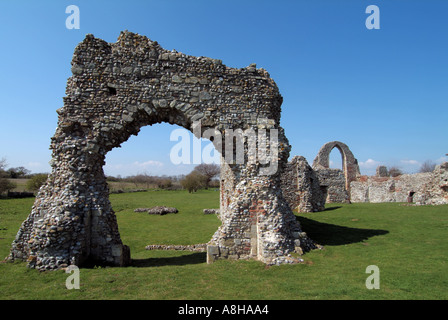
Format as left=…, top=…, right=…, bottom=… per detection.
left=312, top=141, right=361, bottom=200
left=9, top=31, right=316, bottom=270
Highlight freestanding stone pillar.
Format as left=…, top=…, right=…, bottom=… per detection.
left=9, top=31, right=316, bottom=270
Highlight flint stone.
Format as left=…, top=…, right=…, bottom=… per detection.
left=134, top=206, right=178, bottom=215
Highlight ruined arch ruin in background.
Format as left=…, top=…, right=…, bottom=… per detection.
left=9, top=31, right=317, bottom=270
left=312, top=141, right=361, bottom=202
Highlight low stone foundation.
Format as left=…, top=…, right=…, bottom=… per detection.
left=145, top=244, right=207, bottom=252
left=134, top=206, right=178, bottom=215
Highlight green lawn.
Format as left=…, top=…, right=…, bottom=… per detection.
left=0, top=189, right=447, bottom=300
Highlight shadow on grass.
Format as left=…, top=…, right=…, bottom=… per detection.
left=297, top=216, right=389, bottom=246
left=323, top=206, right=342, bottom=212
left=131, top=252, right=206, bottom=268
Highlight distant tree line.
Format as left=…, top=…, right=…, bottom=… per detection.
left=0, top=157, right=49, bottom=196
left=106, top=173, right=179, bottom=191
left=106, top=163, right=220, bottom=193
left=180, top=163, right=220, bottom=193
left=0, top=158, right=16, bottom=194
left=0, top=163, right=33, bottom=179
left=1, top=156, right=221, bottom=197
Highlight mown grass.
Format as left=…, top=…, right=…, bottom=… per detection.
left=8, top=179, right=29, bottom=192
left=7, top=178, right=154, bottom=193
left=0, top=190, right=447, bottom=300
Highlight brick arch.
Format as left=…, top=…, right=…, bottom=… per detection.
left=312, top=141, right=361, bottom=192
left=9, top=31, right=317, bottom=270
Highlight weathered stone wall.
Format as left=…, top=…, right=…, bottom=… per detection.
left=280, top=156, right=325, bottom=213
left=279, top=142, right=448, bottom=208
left=315, top=168, right=350, bottom=203
left=9, top=31, right=316, bottom=270
left=351, top=174, right=431, bottom=203
left=416, top=162, right=448, bottom=205
left=312, top=141, right=360, bottom=203
left=350, top=162, right=448, bottom=205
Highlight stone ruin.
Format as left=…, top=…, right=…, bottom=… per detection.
left=281, top=140, right=448, bottom=212
left=134, top=206, right=178, bottom=215
left=312, top=141, right=361, bottom=203
left=9, top=31, right=444, bottom=271
left=351, top=162, right=448, bottom=205
left=8, top=31, right=317, bottom=270
left=281, top=141, right=361, bottom=212
left=280, top=156, right=325, bottom=213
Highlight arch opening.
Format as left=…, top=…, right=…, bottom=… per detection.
left=313, top=141, right=361, bottom=203
left=329, top=146, right=344, bottom=171
left=104, top=122, right=220, bottom=179
left=103, top=122, right=223, bottom=266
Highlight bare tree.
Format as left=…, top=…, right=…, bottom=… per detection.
left=0, top=158, right=7, bottom=177
left=193, top=163, right=220, bottom=189
left=419, top=160, right=436, bottom=173
left=388, top=166, right=403, bottom=177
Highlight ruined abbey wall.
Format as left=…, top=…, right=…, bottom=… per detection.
left=9, top=31, right=444, bottom=271
left=312, top=141, right=360, bottom=204
left=9, top=31, right=316, bottom=270
left=280, top=156, right=325, bottom=213
left=351, top=162, right=448, bottom=205
left=281, top=140, right=447, bottom=209
left=315, top=169, right=350, bottom=203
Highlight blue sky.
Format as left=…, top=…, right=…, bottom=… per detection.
left=0, top=0, right=447, bottom=177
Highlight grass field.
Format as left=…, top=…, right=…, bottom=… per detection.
left=7, top=178, right=156, bottom=193
left=0, top=189, right=447, bottom=300
left=8, top=178, right=29, bottom=192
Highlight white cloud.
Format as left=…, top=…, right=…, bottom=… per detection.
left=133, top=160, right=164, bottom=168
left=359, top=159, right=381, bottom=169
left=400, top=159, right=420, bottom=165
left=358, top=159, right=381, bottom=176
